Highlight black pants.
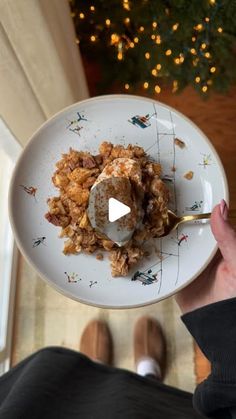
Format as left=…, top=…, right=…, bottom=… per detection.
left=0, top=347, right=205, bottom=419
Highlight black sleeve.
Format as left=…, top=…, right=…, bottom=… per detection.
left=181, top=297, right=236, bottom=419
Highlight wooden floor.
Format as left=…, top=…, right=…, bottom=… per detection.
left=85, top=63, right=236, bottom=383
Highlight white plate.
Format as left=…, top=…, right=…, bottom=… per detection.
left=9, top=95, right=228, bottom=308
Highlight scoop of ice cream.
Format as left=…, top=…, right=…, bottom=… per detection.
left=94, top=158, right=142, bottom=188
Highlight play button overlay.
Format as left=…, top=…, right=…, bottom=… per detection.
left=108, top=197, right=131, bottom=222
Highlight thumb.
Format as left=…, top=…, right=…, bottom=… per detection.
left=211, top=200, right=236, bottom=269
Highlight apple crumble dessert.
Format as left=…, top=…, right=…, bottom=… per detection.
left=45, top=141, right=169, bottom=277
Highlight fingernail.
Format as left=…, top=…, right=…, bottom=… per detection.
left=220, top=199, right=228, bottom=221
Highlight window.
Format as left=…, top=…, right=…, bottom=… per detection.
left=0, top=118, right=21, bottom=374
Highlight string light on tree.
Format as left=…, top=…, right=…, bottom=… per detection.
left=172, top=80, right=178, bottom=92
left=71, top=1, right=236, bottom=96
left=195, top=23, right=203, bottom=31
left=123, top=0, right=130, bottom=11
left=174, top=58, right=180, bottom=65
left=172, top=23, right=179, bottom=31
left=155, top=85, right=161, bottom=93
left=111, top=33, right=120, bottom=45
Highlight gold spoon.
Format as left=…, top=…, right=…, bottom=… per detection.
left=160, top=209, right=236, bottom=238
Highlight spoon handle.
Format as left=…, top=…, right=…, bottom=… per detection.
left=182, top=209, right=236, bottom=222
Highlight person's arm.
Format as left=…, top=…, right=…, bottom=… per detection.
left=182, top=298, right=236, bottom=419
left=176, top=200, right=236, bottom=418
left=230, top=407, right=236, bottom=419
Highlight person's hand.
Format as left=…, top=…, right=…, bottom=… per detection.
left=175, top=199, right=236, bottom=314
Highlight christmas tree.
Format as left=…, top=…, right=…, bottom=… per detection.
left=70, top=0, right=236, bottom=96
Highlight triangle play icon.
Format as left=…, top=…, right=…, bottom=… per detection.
left=108, top=197, right=131, bottom=222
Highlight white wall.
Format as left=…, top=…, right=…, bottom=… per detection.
left=0, top=0, right=89, bottom=146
